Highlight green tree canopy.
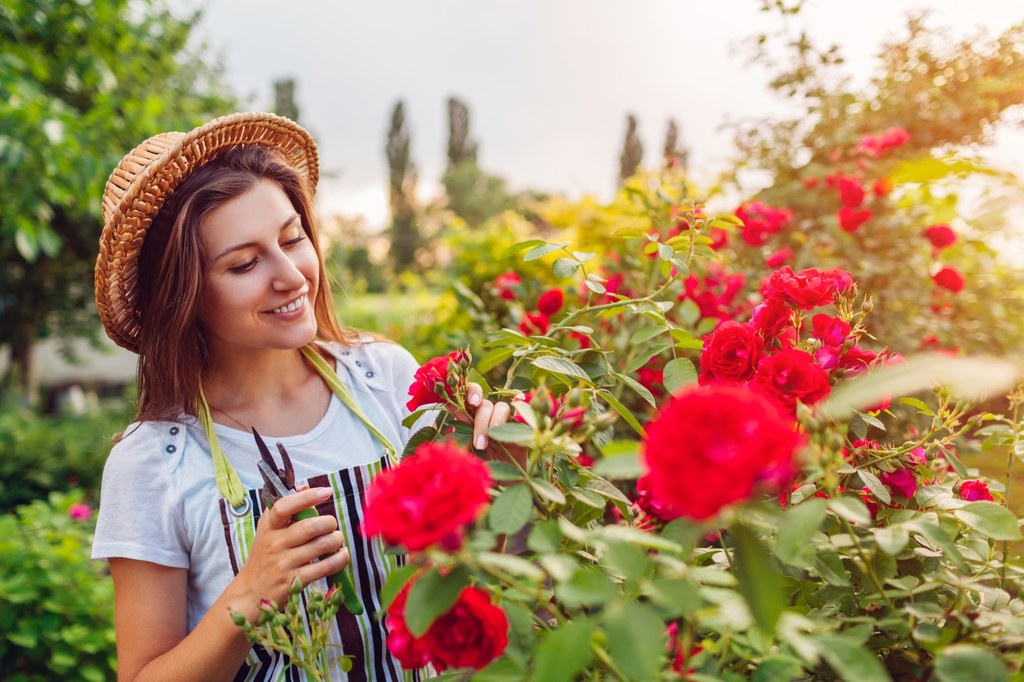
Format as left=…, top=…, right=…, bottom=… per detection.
left=0, top=0, right=234, bottom=396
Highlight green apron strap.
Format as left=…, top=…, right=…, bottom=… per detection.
left=300, top=344, right=400, bottom=466
left=197, top=386, right=248, bottom=509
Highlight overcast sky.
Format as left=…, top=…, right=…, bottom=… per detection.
left=175, top=0, right=1024, bottom=228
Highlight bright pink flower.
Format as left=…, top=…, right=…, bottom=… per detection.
left=932, top=266, right=965, bottom=293
left=908, top=448, right=927, bottom=466
left=923, top=225, right=957, bottom=250
left=68, top=503, right=92, bottom=520
left=880, top=468, right=917, bottom=499
left=857, top=127, right=910, bottom=157
left=960, top=480, right=994, bottom=502
left=838, top=177, right=866, bottom=207
left=838, top=205, right=872, bottom=232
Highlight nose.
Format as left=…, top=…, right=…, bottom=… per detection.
left=270, top=249, right=307, bottom=292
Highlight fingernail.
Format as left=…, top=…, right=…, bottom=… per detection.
left=469, top=393, right=481, bottom=407
left=475, top=435, right=486, bottom=450
left=316, top=487, right=333, bottom=499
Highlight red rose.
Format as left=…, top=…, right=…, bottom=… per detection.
left=519, top=311, right=550, bottom=335
left=641, top=385, right=803, bottom=520
left=857, top=127, right=909, bottom=157
left=880, top=468, right=917, bottom=499
left=754, top=349, right=831, bottom=414
left=735, top=201, right=793, bottom=246
left=923, top=224, right=957, bottom=250
left=493, top=272, right=521, bottom=300
left=421, top=586, right=509, bottom=671
left=837, top=177, right=865, bottom=207
left=960, top=480, right=994, bottom=502
left=932, top=266, right=965, bottom=293
left=765, top=247, right=793, bottom=268
left=838, top=345, right=877, bottom=374
left=811, top=314, right=850, bottom=347
left=838, top=205, right=872, bottom=232
left=873, top=177, right=893, bottom=197
left=537, top=288, right=565, bottom=316
left=762, top=266, right=854, bottom=310
left=698, top=321, right=764, bottom=386
left=406, top=351, right=468, bottom=411
left=385, top=582, right=433, bottom=668
left=361, top=442, right=492, bottom=551
left=750, top=298, right=793, bottom=341
left=708, top=228, right=729, bottom=250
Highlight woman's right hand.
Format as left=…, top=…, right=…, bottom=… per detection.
left=234, top=487, right=350, bottom=616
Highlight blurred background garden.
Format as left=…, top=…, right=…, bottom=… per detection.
left=3, top=0, right=1024, bottom=679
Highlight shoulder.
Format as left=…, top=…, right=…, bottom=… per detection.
left=319, top=339, right=420, bottom=390
left=103, top=419, right=189, bottom=479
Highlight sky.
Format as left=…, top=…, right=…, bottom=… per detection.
left=175, top=0, right=1024, bottom=229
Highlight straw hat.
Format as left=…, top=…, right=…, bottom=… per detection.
left=94, top=112, right=319, bottom=353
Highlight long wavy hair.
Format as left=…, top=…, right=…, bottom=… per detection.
left=133, top=145, right=355, bottom=422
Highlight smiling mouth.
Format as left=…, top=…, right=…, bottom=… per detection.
left=269, top=294, right=307, bottom=314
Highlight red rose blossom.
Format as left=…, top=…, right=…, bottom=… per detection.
left=362, top=442, right=492, bottom=551
left=880, top=468, right=917, bottom=499
left=421, top=586, right=509, bottom=671
left=519, top=311, right=550, bottom=335
left=762, top=266, right=854, bottom=310
left=750, top=298, right=793, bottom=341
left=492, top=272, right=521, bottom=300
left=406, top=351, right=468, bottom=411
left=735, top=201, right=793, bottom=246
left=873, top=177, right=893, bottom=197
left=837, top=177, right=866, bottom=207
left=765, top=247, right=794, bottom=268
left=536, top=288, right=565, bottom=316
left=857, top=127, right=910, bottom=157
left=698, top=321, right=764, bottom=386
left=838, top=205, right=872, bottom=232
left=932, top=266, right=965, bottom=293
left=923, top=224, right=957, bottom=250
left=385, top=582, right=433, bottom=668
left=641, top=385, right=803, bottom=520
left=811, top=314, right=851, bottom=347
left=754, top=349, right=831, bottom=414
left=960, top=480, right=994, bottom=502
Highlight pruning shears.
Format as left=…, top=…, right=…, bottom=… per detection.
left=253, top=427, right=364, bottom=616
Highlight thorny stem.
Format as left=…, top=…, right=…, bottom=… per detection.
left=590, top=643, right=629, bottom=682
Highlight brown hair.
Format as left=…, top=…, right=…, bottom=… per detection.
left=133, top=144, right=355, bottom=422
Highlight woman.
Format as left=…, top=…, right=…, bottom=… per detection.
left=91, top=112, right=511, bottom=681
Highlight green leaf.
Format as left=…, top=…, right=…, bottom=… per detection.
left=523, top=241, right=570, bottom=261
left=478, top=551, right=544, bottom=582
left=531, top=355, right=591, bottom=382
left=612, top=371, right=656, bottom=407
left=872, top=524, right=910, bottom=555
left=488, top=460, right=524, bottom=481
left=954, top=502, right=1022, bottom=541
left=14, top=229, right=39, bottom=262
left=401, top=427, right=439, bottom=458
left=600, top=539, right=651, bottom=580
left=501, top=239, right=545, bottom=259
left=641, top=578, right=702, bottom=617
left=934, top=644, right=1009, bottom=682
left=859, top=470, right=892, bottom=506
left=598, top=389, right=647, bottom=437
left=552, top=257, right=580, bottom=278
left=775, top=498, right=827, bottom=569
left=527, top=521, right=562, bottom=553
left=897, top=397, right=934, bottom=416
left=592, top=452, right=646, bottom=479
left=554, top=566, right=617, bottom=606
left=829, top=495, right=872, bottom=526
left=404, top=565, right=471, bottom=637
left=663, top=357, right=697, bottom=395
left=487, top=422, right=537, bottom=445
left=604, top=602, right=665, bottom=681
left=630, top=325, right=668, bottom=345
left=401, top=408, right=433, bottom=428
left=815, top=634, right=892, bottom=682
left=477, top=346, right=516, bottom=374
left=529, top=619, right=597, bottom=682
left=489, top=484, right=533, bottom=535
left=752, top=654, right=805, bottom=682
left=584, top=279, right=607, bottom=295
left=379, top=564, right=420, bottom=611
left=528, top=478, right=566, bottom=505
left=733, top=524, right=786, bottom=634
left=679, top=298, right=701, bottom=326
left=624, top=343, right=673, bottom=375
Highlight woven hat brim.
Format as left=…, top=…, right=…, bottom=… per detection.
left=95, top=112, right=319, bottom=353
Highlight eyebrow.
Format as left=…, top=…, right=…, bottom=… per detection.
left=211, top=214, right=300, bottom=263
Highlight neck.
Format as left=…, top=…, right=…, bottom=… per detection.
left=202, top=345, right=314, bottom=411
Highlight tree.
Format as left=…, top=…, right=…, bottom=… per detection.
left=440, top=97, right=514, bottom=226
left=618, top=113, right=643, bottom=184
left=662, top=118, right=689, bottom=172
left=385, top=100, right=418, bottom=272
left=0, top=0, right=234, bottom=399
left=273, top=78, right=300, bottom=122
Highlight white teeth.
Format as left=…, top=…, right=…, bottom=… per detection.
left=271, top=295, right=305, bottom=314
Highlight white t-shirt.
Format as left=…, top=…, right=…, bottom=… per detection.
left=93, top=340, right=431, bottom=681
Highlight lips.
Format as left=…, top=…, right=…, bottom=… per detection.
left=268, top=293, right=307, bottom=314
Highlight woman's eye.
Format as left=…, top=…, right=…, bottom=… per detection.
left=229, top=259, right=257, bottom=274
left=283, top=235, right=306, bottom=248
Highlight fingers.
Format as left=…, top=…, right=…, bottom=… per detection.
left=264, top=487, right=334, bottom=529
left=466, top=382, right=483, bottom=408
left=473, top=399, right=511, bottom=451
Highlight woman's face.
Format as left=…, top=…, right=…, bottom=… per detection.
left=198, top=178, right=320, bottom=358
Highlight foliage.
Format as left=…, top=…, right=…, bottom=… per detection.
left=386, top=100, right=419, bottom=272
left=0, top=402, right=131, bottom=512
left=618, top=113, right=644, bottom=185
left=0, top=491, right=116, bottom=681
left=0, top=0, right=235, bottom=395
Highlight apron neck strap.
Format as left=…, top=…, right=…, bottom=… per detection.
left=200, top=344, right=400, bottom=507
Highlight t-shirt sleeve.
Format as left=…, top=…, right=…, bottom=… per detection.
left=367, top=342, right=438, bottom=445
left=91, top=422, right=191, bottom=569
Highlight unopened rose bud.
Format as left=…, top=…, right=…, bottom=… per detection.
left=434, top=380, right=447, bottom=395
left=594, top=413, right=618, bottom=430
left=567, top=388, right=586, bottom=409
left=230, top=610, right=248, bottom=627
left=861, top=298, right=874, bottom=314
left=291, top=578, right=303, bottom=595
left=559, top=407, right=588, bottom=430
left=446, top=374, right=459, bottom=387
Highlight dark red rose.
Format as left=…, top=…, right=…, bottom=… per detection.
left=837, top=177, right=865, bottom=207
left=698, top=321, right=764, bottom=386
left=923, top=224, right=957, bottom=250
left=838, top=205, right=872, bottom=232
left=754, top=349, right=831, bottom=414
left=960, top=480, right=994, bottom=502
left=537, top=288, right=565, bottom=316
left=421, top=586, right=509, bottom=671
left=762, top=266, right=854, bottom=310
left=385, top=582, right=433, bottom=668
left=406, top=350, right=469, bottom=411
left=519, top=311, right=550, bottom=335
left=362, top=442, right=491, bottom=551
left=932, top=266, right=965, bottom=293
left=641, top=385, right=803, bottom=520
